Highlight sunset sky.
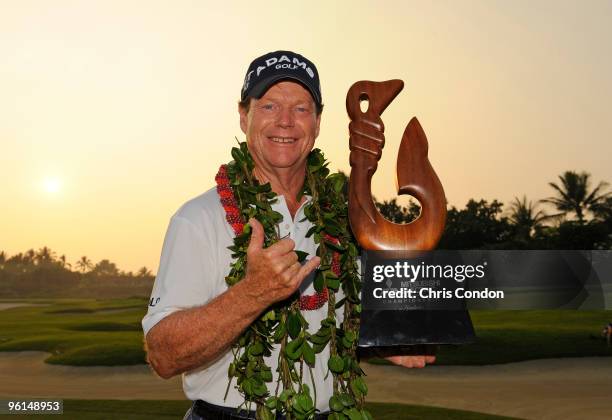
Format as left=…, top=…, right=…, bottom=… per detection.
left=1, top=0, right=611, bottom=273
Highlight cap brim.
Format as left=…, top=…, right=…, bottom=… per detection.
left=247, top=74, right=321, bottom=106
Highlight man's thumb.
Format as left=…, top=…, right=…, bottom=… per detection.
left=247, top=218, right=264, bottom=253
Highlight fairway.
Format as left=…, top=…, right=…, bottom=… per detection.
left=0, top=299, right=148, bottom=366
left=0, top=299, right=610, bottom=366
left=435, top=309, right=612, bottom=364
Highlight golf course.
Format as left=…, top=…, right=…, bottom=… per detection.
left=0, top=299, right=610, bottom=419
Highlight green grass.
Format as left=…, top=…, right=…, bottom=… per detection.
left=0, top=298, right=148, bottom=365
left=435, top=309, right=612, bottom=365
left=0, top=300, right=610, bottom=366
left=48, top=307, right=97, bottom=314
left=66, top=321, right=142, bottom=331
left=4, top=400, right=524, bottom=420
left=368, top=309, right=612, bottom=365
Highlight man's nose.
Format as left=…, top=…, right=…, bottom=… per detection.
left=276, top=107, right=295, bottom=128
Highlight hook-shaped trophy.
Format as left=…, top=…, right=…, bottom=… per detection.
left=347, top=80, right=475, bottom=349
left=347, top=79, right=446, bottom=250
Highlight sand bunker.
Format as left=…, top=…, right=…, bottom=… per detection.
left=364, top=358, right=612, bottom=420
left=0, top=352, right=610, bottom=420
left=0, top=303, right=48, bottom=311
left=0, top=352, right=183, bottom=400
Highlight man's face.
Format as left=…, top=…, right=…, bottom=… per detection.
left=239, top=81, right=321, bottom=173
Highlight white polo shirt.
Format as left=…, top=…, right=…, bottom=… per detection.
left=142, top=187, right=341, bottom=411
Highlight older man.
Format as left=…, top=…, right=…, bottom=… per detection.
left=143, top=50, right=433, bottom=420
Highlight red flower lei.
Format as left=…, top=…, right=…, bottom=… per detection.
left=215, top=164, right=340, bottom=311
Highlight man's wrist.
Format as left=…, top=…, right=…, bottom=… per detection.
left=236, top=274, right=272, bottom=309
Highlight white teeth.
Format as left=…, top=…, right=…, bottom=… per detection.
left=269, top=137, right=296, bottom=144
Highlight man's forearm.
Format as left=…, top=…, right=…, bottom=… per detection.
left=145, top=220, right=320, bottom=379
left=145, top=278, right=269, bottom=379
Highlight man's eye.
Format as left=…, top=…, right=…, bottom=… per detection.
left=296, top=106, right=309, bottom=113
left=262, top=104, right=275, bottom=110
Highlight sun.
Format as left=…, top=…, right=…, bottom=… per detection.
left=42, top=177, right=62, bottom=194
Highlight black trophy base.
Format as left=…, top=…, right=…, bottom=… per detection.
left=358, top=309, right=476, bottom=350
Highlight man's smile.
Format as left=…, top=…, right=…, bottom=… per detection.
left=268, top=137, right=297, bottom=144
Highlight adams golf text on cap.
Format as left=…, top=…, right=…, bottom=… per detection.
left=240, top=50, right=322, bottom=107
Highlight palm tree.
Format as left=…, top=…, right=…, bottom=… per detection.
left=376, top=198, right=421, bottom=224
left=75, top=256, right=93, bottom=273
left=35, top=246, right=56, bottom=265
left=592, top=196, right=612, bottom=222
left=137, top=266, right=152, bottom=277
left=24, top=249, right=36, bottom=265
left=58, top=254, right=71, bottom=270
left=540, top=171, right=611, bottom=223
left=92, top=259, right=119, bottom=277
left=508, top=195, right=547, bottom=240
left=7, top=252, right=25, bottom=265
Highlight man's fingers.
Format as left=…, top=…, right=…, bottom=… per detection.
left=385, top=355, right=404, bottom=366
left=273, top=251, right=299, bottom=274
left=279, top=257, right=320, bottom=296
left=413, top=356, right=426, bottom=368
left=407, top=356, right=424, bottom=368
left=247, top=218, right=265, bottom=254
left=296, top=256, right=321, bottom=283
left=385, top=355, right=431, bottom=368
left=267, top=237, right=296, bottom=256
left=284, top=261, right=302, bottom=284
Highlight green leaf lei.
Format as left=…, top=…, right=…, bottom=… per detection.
left=222, top=141, right=371, bottom=420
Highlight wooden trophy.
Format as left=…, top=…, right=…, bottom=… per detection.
left=346, top=80, right=475, bottom=353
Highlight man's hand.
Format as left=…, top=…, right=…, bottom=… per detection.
left=145, top=218, right=320, bottom=378
left=385, top=354, right=436, bottom=368
left=244, top=218, right=320, bottom=306
left=384, top=345, right=437, bottom=368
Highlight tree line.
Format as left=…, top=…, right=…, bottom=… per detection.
left=0, top=246, right=155, bottom=298
left=377, top=170, right=612, bottom=250
left=0, top=247, right=153, bottom=279
left=1, top=169, right=610, bottom=289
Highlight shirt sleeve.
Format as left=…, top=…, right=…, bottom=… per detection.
left=142, top=215, right=219, bottom=336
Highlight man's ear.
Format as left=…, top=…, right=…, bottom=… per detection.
left=314, top=112, right=322, bottom=139
left=238, top=103, right=248, bottom=134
